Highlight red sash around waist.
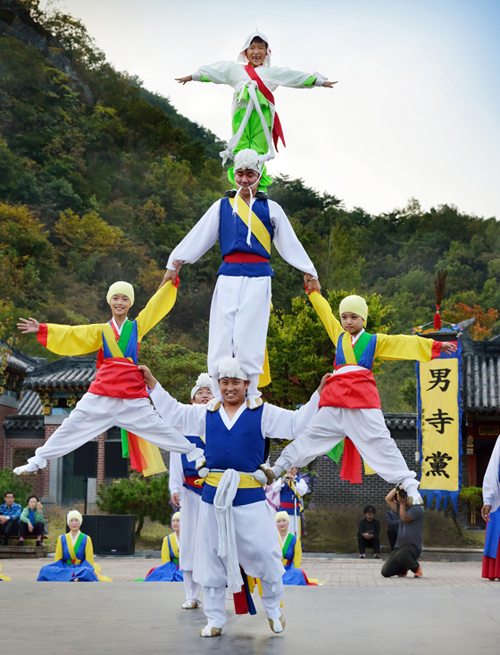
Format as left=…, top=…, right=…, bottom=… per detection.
left=280, top=502, right=297, bottom=508
left=224, top=252, right=269, bottom=264
left=184, top=476, right=203, bottom=487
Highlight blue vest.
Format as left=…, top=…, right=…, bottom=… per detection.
left=217, top=197, right=274, bottom=278
left=202, top=405, right=266, bottom=506
left=101, top=320, right=139, bottom=364
left=279, top=482, right=304, bottom=516
left=181, top=436, right=205, bottom=496
left=61, top=533, right=88, bottom=562
left=335, top=333, right=378, bottom=370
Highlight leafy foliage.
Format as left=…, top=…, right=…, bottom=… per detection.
left=0, top=468, right=33, bottom=503
left=96, top=473, right=172, bottom=537
left=1, top=2, right=499, bottom=411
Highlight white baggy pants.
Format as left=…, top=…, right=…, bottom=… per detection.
left=179, top=486, right=202, bottom=604
left=194, top=500, right=284, bottom=629
left=274, top=406, right=420, bottom=497
left=28, top=393, right=201, bottom=469
left=208, top=275, right=271, bottom=397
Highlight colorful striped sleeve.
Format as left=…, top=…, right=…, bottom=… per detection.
left=375, top=334, right=441, bottom=362
left=136, top=278, right=179, bottom=340
left=37, top=323, right=104, bottom=355
left=307, top=290, right=345, bottom=345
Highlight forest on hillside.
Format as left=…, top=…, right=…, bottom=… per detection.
left=1, top=0, right=499, bottom=409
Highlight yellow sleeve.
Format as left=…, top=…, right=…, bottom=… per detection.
left=375, top=334, right=437, bottom=362
left=161, top=535, right=171, bottom=564
left=308, top=291, right=344, bottom=345
left=136, top=280, right=178, bottom=340
left=54, top=536, right=63, bottom=562
left=293, top=537, right=303, bottom=569
left=39, top=323, right=104, bottom=356
left=84, top=536, right=96, bottom=567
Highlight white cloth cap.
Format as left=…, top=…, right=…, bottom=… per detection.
left=234, top=148, right=264, bottom=174
left=106, top=281, right=134, bottom=306
left=218, top=357, right=248, bottom=380
left=191, top=372, right=213, bottom=399
left=67, top=510, right=83, bottom=526
left=237, top=30, right=271, bottom=67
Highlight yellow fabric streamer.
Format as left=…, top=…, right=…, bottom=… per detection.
left=229, top=196, right=272, bottom=254
left=363, top=460, right=376, bottom=475
left=137, top=436, right=167, bottom=477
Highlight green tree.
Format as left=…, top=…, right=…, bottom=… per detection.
left=0, top=468, right=33, bottom=503
left=96, top=473, right=172, bottom=537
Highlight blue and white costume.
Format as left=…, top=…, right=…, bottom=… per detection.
left=150, top=371, right=320, bottom=633
left=166, top=160, right=317, bottom=398
left=272, top=475, right=309, bottom=537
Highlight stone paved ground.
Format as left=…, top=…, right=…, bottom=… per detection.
left=1, top=555, right=492, bottom=587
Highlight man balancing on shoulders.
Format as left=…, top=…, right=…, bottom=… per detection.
left=139, top=358, right=328, bottom=637
left=159, top=148, right=319, bottom=401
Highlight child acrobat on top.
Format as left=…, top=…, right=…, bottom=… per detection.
left=175, top=31, right=337, bottom=191
left=272, top=276, right=458, bottom=506
left=14, top=279, right=203, bottom=476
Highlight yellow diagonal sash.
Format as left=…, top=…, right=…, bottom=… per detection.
left=340, top=333, right=357, bottom=365
left=65, top=533, right=81, bottom=563
left=102, top=323, right=133, bottom=361
left=229, top=196, right=271, bottom=254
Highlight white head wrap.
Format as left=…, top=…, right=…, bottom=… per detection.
left=275, top=511, right=290, bottom=523
left=106, top=281, right=134, bottom=306
left=339, top=295, right=368, bottom=324
left=237, top=30, right=271, bottom=67
left=191, top=373, right=213, bottom=399
left=218, top=357, right=248, bottom=381
left=67, top=510, right=83, bottom=526
left=234, top=148, right=264, bottom=175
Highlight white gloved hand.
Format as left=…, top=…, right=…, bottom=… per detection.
left=197, top=467, right=209, bottom=479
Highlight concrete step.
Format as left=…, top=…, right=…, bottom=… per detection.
left=0, top=545, right=48, bottom=559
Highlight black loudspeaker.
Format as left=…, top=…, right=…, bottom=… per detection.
left=66, top=515, right=135, bottom=555
left=104, top=441, right=129, bottom=478
left=73, top=441, right=98, bottom=478
left=96, top=515, right=135, bottom=555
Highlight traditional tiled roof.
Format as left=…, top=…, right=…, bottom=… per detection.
left=383, top=413, right=417, bottom=430
left=0, top=340, right=45, bottom=374
left=3, top=390, right=44, bottom=431
left=460, top=332, right=500, bottom=414
left=22, top=356, right=96, bottom=390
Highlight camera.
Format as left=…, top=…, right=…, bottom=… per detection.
left=396, top=485, right=407, bottom=499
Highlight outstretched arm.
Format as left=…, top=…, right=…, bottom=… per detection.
left=375, top=334, right=457, bottom=362
left=143, top=370, right=206, bottom=436
left=271, top=201, right=318, bottom=278
left=304, top=279, right=344, bottom=345
left=18, top=318, right=103, bottom=356
left=136, top=278, right=179, bottom=339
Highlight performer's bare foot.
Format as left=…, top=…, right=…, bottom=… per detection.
left=268, top=614, right=286, bottom=633
left=200, top=626, right=222, bottom=637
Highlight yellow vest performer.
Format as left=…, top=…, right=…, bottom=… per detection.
left=272, top=278, right=458, bottom=505
left=15, top=281, right=204, bottom=475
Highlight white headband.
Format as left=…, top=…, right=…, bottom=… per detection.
left=218, top=357, right=248, bottom=380
left=191, top=373, right=212, bottom=399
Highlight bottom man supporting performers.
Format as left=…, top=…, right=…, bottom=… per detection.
left=142, top=357, right=327, bottom=637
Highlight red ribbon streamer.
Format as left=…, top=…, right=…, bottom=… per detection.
left=244, top=63, right=286, bottom=152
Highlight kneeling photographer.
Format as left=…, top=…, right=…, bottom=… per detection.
left=381, top=485, right=424, bottom=578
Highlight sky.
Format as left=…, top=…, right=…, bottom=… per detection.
left=41, top=0, right=500, bottom=219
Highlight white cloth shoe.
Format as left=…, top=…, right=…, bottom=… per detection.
left=181, top=600, right=200, bottom=610
left=200, top=626, right=222, bottom=638
left=14, top=463, right=38, bottom=475
left=268, top=614, right=286, bottom=634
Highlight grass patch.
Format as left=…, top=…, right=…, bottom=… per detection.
left=302, top=507, right=485, bottom=553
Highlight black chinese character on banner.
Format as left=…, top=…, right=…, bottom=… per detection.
left=425, top=451, right=452, bottom=478
left=427, top=368, right=451, bottom=392
left=424, top=408, right=455, bottom=434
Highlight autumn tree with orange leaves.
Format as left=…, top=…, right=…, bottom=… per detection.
left=443, top=303, right=499, bottom=341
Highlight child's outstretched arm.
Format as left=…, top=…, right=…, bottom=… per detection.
left=375, top=334, right=457, bottom=362
left=265, top=66, right=337, bottom=90
left=17, top=317, right=103, bottom=355
left=176, top=61, right=236, bottom=87
left=304, top=276, right=344, bottom=345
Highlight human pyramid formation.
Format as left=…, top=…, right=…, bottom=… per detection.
left=13, top=32, right=457, bottom=636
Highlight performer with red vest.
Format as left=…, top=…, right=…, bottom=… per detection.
left=161, top=148, right=318, bottom=399
left=271, top=277, right=458, bottom=505
left=168, top=373, right=213, bottom=609
left=175, top=31, right=337, bottom=191
left=14, top=281, right=204, bottom=475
